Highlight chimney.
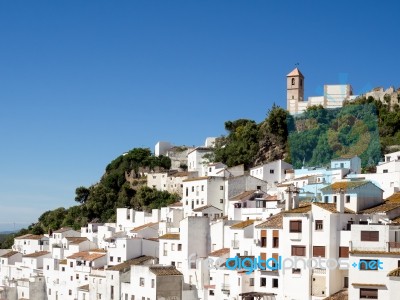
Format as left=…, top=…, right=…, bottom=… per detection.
left=336, top=188, right=344, bottom=214
left=285, top=187, right=293, bottom=211
left=292, top=188, right=299, bottom=209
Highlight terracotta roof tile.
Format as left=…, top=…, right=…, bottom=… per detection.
left=287, top=67, right=304, bottom=77
left=360, top=201, right=400, bottom=214
left=79, top=284, right=89, bottom=292
left=23, top=251, right=50, bottom=258
left=387, top=267, right=400, bottom=277
left=0, top=251, right=20, bottom=258
left=320, top=181, right=375, bottom=193
left=230, top=219, right=255, bottom=229
left=351, top=283, right=386, bottom=287
left=193, top=205, right=221, bottom=212
left=15, top=234, right=43, bottom=240
left=158, top=233, right=180, bottom=240
left=230, top=190, right=266, bottom=201
left=53, top=227, right=73, bottom=233
left=67, top=251, right=106, bottom=261
left=313, top=202, right=355, bottom=214
left=322, top=289, right=348, bottom=300
left=386, top=192, right=400, bottom=202
left=149, top=265, right=182, bottom=276
left=255, top=213, right=283, bottom=229
left=65, top=237, right=89, bottom=244
left=131, top=222, right=158, bottom=233
left=168, top=201, right=183, bottom=207
left=209, top=248, right=230, bottom=257
left=284, top=202, right=312, bottom=214
left=350, top=250, right=400, bottom=255
left=182, top=176, right=210, bottom=182
left=107, top=255, right=155, bottom=272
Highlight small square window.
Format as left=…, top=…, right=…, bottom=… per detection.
left=272, top=278, right=279, bottom=288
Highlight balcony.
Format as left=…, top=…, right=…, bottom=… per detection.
left=221, top=284, right=230, bottom=293
left=388, top=242, right=400, bottom=252
left=289, top=232, right=302, bottom=240
left=231, top=240, right=240, bottom=249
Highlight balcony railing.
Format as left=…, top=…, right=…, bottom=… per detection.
left=388, top=242, right=400, bottom=252
left=221, top=284, right=230, bottom=292
left=231, top=240, right=239, bottom=249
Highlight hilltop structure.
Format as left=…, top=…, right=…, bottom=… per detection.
left=287, top=68, right=358, bottom=115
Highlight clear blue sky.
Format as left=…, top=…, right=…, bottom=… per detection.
left=0, top=0, right=399, bottom=229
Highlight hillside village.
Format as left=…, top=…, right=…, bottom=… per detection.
left=1, top=69, right=400, bottom=300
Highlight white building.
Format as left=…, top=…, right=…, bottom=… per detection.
left=250, top=160, right=293, bottom=184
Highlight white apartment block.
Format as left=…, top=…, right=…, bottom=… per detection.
left=250, top=160, right=293, bottom=184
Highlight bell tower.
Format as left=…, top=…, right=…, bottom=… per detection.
left=286, top=68, right=304, bottom=114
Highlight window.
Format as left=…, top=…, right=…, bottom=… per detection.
left=359, top=288, right=378, bottom=299
left=272, top=278, right=279, bottom=288
left=324, top=196, right=328, bottom=202
left=261, top=237, right=267, bottom=247
left=118, top=257, right=121, bottom=262
left=315, top=220, right=323, bottom=230
left=291, top=245, right=306, bottom=256
left=249, top=278, right=254, bottom=286
left=273, top=237, right=279, bottom=248
left=220, top=199, right=223, bottom=203
left=290, top=220, right=302, bottom=233
left=171, top=244, right=175, bottom=251
left=139, top=277, right=145, bottom=287
left=361, top=231, right=379, bottom=242
left=49, top=289, right=51, bottom=295
left=178, top=244, right=182, bottom=251
left=220, top=186, right=224, bottom=190
left=111, top=286, right=114, bottom=299
left=151, top=279, right=155, bottom=288
left=313, top=246, right=326, bottom=257
left=339, top=246, right=349, bottom=258
left=70, top=276, right=73, bottom=281
left=383, top=169, right=388, bottom=173
left=192, top=186, right=194, bottom=192
left=238, top=278, right=240, bottom=286
left=346, top=195, right=350, bottom=203
left=260, top=277, right=266, bottom=287
left=359, top=259, right=379, bottom=270
left=110, top=256, right=113, bottom=262
left=76, top=274, right=79, bottom=279
left=270, top=169, right=274, bottom=174
left=69, top=290, right=72, bottom=295
left=333, top=196, right=337, bottom=203
left=209, top=290, right=215, bottom=296
left=70, top=262, right=73, bottom=267
left=292, top=268, right=301, bottom=274
left=291, top=78, right=295, bottom=85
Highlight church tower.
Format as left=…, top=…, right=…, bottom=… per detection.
left=286, top=68, right=305, bottom=114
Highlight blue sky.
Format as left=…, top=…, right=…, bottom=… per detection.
left=0, top=0, right=399, bottom=229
